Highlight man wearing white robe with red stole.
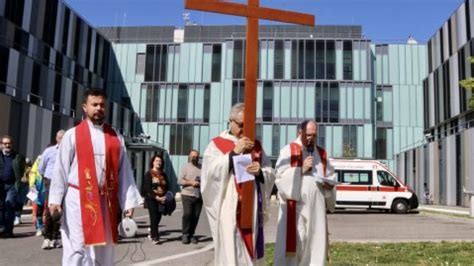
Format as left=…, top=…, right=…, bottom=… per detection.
left=201, top=103, right=275, bottom=265
left=274, top=120, right=336, bottom=266
left=49, top=89, right=142, bottom=266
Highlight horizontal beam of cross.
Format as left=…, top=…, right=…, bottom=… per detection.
left=185, top=0, right=315, bottom=27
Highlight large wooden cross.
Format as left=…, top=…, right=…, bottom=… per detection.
left=186, top=0, right=315, bottom=229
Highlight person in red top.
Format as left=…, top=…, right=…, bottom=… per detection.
left=142, top=154, right=169, bottom=244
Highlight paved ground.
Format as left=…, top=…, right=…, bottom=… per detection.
left=1, top=203, right=473, bottom=265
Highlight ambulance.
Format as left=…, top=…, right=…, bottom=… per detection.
left=331, top=159, right=418, bottom=213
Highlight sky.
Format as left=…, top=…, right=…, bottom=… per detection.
left=65, top=0, right=465, bottom=43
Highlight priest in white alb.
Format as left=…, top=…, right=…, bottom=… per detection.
left=201, top=103, right=275, bottom=265
left=274, top=120, right=336, bottom=266
left=49, top=88, right=142, bottom=266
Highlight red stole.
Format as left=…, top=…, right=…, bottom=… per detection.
left=286, top=143, right=327, bottom=256
left=75, top=120, right=121, bottom=246
left=212, top=136, right=262, bottom=259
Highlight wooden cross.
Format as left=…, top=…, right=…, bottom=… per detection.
left=186, top=0, right=315, bottom=229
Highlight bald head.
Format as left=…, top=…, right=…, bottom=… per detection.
left=299, top=120, right=317, bottom=148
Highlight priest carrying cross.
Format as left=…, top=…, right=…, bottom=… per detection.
left=188, top=0, right=315, bottom=264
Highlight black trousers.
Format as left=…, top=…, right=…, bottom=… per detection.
left=43, top=178, right=60, bottom=240
left=146, top=198, right=163, bottom=241
left=181, top=195, right=203, bottom=237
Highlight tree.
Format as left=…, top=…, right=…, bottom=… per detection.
left=458, top=57, right=474, bottom=110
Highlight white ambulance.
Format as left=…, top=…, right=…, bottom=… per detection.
left=331, top=159, right=418, bottom=213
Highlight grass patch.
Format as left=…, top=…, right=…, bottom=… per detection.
left=420, top=210, right=472, bottom=219
left=265, top=242, right=474, bottom=265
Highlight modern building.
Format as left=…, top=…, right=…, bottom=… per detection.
left=99, top=25, right=427, bottom=186
left=0, top=0, right=429, bottom=192
left=0, top=0, right=161, bottom=189
left=396, top=0, right=474, bottom=207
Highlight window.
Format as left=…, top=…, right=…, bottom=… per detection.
left=377, top=171, right=397, bottom=187
left=160, top=45, right=168, bottom=81
left=272, top=125, right=280, bottom=156
left=53, top=74, right=62, bottom=111
left=274, top=40, right=284, bottom=79
left=376, top=88, right=383, bottom=122
left=4, top=0, right=25, bottom=26
left=73, top=18, right=82, bottom=61
left=343, top=125, right=357, bottom=158
left=203, top=84, right=210, bottom=123
left=326, top=41, right=335, bottom=79
left=144, top=45, right=168, bottom=82
left=291, top=40, right=298, bottom=79
left=211, top=44, right=222, bottom=82
left=144, top=84, right=159, bottom=122
left=0, top=46, right=9, bottom=84
left=322, top=82, right=329, bottom=122
left=233, top=40, right=244, bottom=79
left=145, top=45, right=154, bottom=81
left=31, top=63, right=41, bottom=104
left=315, top=40, right=325, bottom=79
left=136, top=53, right=145, bottom=74
left=315, top=82, right=322, bottom=122
left=84, top=28, right=92, bottom=69
left=170, top=124, right=194, bottom=155
left=262, top=81, right=273, bottom=122
left=177, top=84, right=188, bottom=122
left=305, top=40, right=315, bottom=79
left=340, top=171, right=372, bottom=185
left=343, top=41, right=353, bottom=80
left=232, top=80, right=245, bottom=106
left=329, top=82, right=339, bottom=122
left=61, top=8, right=70, bottom=54
left=43, top=0, right=58, bottom=47
left=317, top=124, right=326, bottom=147
left=298, top=40, right=305, bottom=79
left=376, top=128, right=387, bottom=159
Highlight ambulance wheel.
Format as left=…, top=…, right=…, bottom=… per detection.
left=391, top=199, right=408, bottom=214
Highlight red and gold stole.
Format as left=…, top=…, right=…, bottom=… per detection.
left=286, top=143, right=327, bottom=256
left=75, top=120, right=121, bottom=246
left=212, top=136, right=262, bottom=259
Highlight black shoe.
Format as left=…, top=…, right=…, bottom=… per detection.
left=1, top=232, right=14, bottom=238
left=182, top=235, right=190, bottom=244
left=191, top=236, right=198, bottom=244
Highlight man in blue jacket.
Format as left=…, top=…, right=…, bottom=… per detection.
left=0, top=135, right=25, bottom=238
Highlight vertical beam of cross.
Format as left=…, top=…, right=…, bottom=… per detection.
left=185, top=0, right=315, bottom=230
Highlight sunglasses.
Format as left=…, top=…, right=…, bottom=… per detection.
left=231, top=119, right=244, bottom=129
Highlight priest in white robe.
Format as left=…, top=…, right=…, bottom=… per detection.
left=49, top=89, right=142, bottom=266
left=274, top=120, right=336, bottom=266
left=201, top=103, right=275, bottom=265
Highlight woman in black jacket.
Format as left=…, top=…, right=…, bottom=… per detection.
left=142, top=154, right=169, bottom=244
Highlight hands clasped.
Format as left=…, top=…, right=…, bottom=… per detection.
left=233, top=137, right=254, bottom=154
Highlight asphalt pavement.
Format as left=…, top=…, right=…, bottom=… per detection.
left=1, top=202, right=473, bottom=265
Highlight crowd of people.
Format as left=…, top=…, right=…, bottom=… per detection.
left=0, top=89, right=335, bottom=266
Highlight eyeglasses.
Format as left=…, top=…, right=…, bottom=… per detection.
left=2, top=142, right=11, bottom=145
left=231, top=119, right=244, bottom=129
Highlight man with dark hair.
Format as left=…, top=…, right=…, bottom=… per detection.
left=178, top=149, right=203, bottom=244
left=0, top=135, right=25, bottom=238
left=49, top=88, right=142, bottom=265
left=274, top=120, right=336, bottom=265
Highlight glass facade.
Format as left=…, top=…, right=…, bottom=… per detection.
left=98, top=25, right=427, bottom=177
left=397, top=0, right=474, bottom=207
left=0, top=1, right=431, bottom=193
